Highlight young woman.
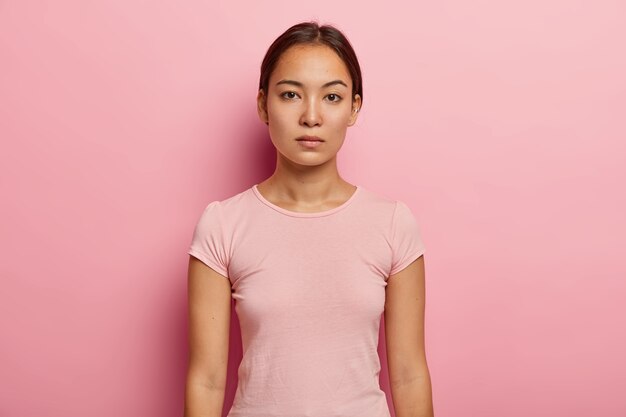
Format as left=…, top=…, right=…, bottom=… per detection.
left=185, top=21, right=433, bottom=417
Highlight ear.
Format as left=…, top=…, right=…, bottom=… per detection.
left=347, top=94, right=362, bottom=127
left=257, top=89, right=269, bottom=125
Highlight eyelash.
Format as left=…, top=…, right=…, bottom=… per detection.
left=280, top=91, right=343, bottom=103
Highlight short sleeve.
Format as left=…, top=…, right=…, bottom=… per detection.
left=388, top=200, right=426, bottom=277
left=187, top=201, right=230, bottom=278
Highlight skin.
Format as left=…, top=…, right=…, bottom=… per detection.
left=185, top=42, right=433, bottom=417
left=384, top=256, right=434, bottom=417
left=255, top=43, right=361, bottom=211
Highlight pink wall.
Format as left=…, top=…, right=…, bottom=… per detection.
left=1, top=1, right=625, bottom=416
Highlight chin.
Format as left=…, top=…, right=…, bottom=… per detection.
left=278, top=151, right=334, bottom=167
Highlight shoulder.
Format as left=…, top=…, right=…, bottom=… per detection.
left=194, top=185, right=258, bottom=234
left=356, top=185, right=398, bottom=212
left=190, top=186, right=253, bottom=246
left=355, top=187, right=424, bottom=242
left=356, top=185, right=414, bottom=220
left=199, top=185, right=253, bottom=214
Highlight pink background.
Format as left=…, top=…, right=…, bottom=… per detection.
left=1, top=1, right=625, bottom=416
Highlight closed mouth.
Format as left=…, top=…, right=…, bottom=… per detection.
left=296, top=136, right=324, bottom=142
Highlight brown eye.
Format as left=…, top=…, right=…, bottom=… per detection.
left=281, top=91, right=298, bottom=99
left=326, top=94, right=342, bottom=102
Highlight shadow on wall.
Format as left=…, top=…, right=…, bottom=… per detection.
left=215, top=101, right=276, bottom=413
left=201, top=102, right=277, bottom=198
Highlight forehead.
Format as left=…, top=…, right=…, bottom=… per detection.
left=270, top=44, right=351, bottom=87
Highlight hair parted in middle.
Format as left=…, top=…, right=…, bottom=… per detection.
left=258, top=21, right=363, bottom=108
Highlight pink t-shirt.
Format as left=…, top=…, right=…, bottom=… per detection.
left=188, top=183, right=426, bottom=417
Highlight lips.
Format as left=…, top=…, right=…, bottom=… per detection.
left=296, top=135, right=324, bottom=149
left=296, top=135, right=324, bottom=142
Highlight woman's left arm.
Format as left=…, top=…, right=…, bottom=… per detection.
left=384, top=255, right=434, bottom=417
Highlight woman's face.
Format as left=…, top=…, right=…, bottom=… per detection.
left=257, top=43, right=361, bottom=167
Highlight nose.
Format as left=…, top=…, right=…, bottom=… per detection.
left=300, top=98, right=322, bottom=127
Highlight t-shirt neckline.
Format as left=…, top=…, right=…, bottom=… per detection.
left=251, top=184, right=361, bottom=218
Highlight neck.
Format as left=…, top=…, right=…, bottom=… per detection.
left=260, top=152, right=352, bottom=205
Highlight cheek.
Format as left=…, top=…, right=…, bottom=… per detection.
left=267, top=102, right=297, bottom=124
left=326, top=107, right=352, bottom=125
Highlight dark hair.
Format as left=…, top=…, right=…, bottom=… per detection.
left=259, top=21, right=363, bottom=107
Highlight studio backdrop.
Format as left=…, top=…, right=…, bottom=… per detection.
left=1, top=1, right=624, bottom=416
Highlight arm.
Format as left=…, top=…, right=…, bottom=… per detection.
left=384, top=255, right=434, bottom=417
left=184, top=256, right=232, bottom=417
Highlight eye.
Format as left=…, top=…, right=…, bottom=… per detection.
left=326, top=93, right=342, bottom=102
left=281, top=91, right=299, bottom=100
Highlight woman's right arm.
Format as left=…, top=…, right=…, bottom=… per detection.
left=184, top=256, right=232, bottom=417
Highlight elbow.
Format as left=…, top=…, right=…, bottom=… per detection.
left=186, top=360, right=228, bottom=391
left=389, top=355, right=431, bottom=387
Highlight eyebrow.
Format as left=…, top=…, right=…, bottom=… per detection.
left=275, top=79, right=348, bottom=89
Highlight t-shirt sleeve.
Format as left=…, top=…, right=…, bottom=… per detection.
left=388, top=200, right=426, bottom=277
left=187, top=201, right=230, bottom=278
